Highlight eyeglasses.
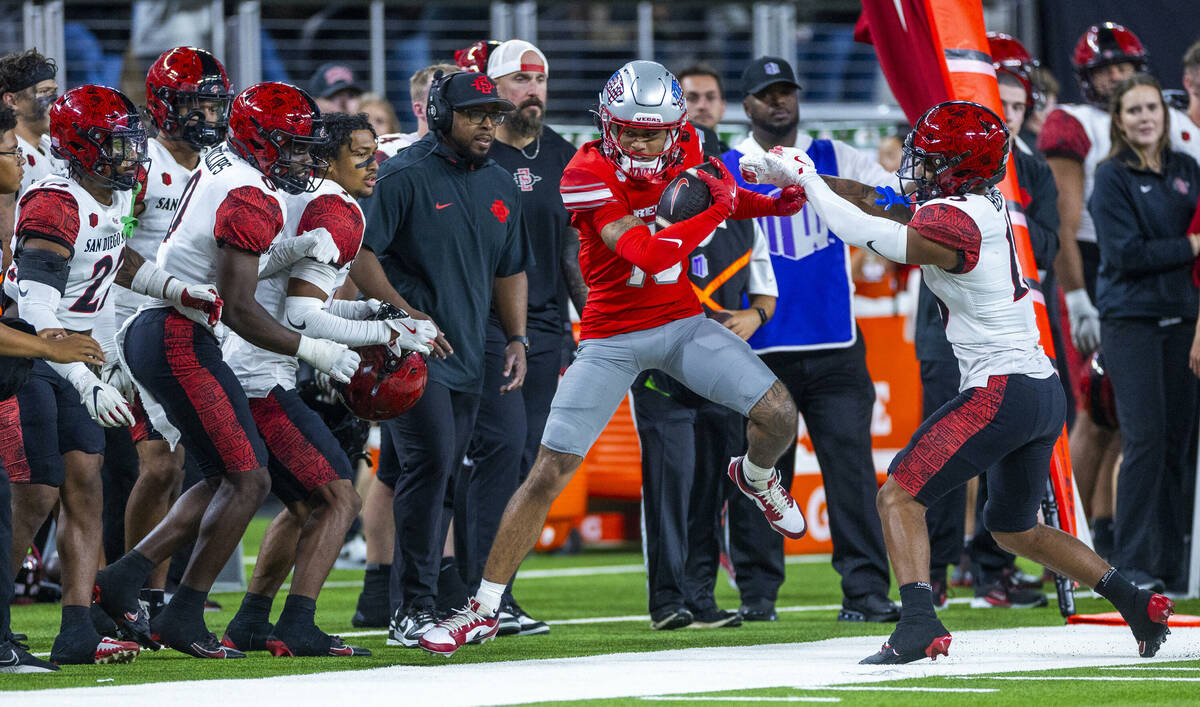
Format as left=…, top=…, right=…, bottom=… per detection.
left=0, top=149, right=21, bottom=160
left=458, top=109, right=507, bottom=126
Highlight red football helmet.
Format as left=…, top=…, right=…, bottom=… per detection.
left=336, top=345, right=427, bottom=421
left=146, top=46, right=232, bottom=149
left=899, top=101, right=1009, bottom=203
left=49, top=85, right=149, bottom=191
left=227, top=82, right=327, bottom=194
left=454, top=41, right=500, bottom=73
left=1072, top=22, right=1148, bottom=105
left=987, top=32, right=1042, bottom=110
left=1078, top=352, right=1118, bottom=429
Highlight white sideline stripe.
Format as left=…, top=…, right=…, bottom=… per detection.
left=16, top=625, right=1200, bottom=706
left=1100, top=666, right=1200, bottom=671
left=334, top=595, right=1010, bottom=637
left=959, top=676, right=1200, bottom=682
left=642, top=698, right=840, bottom=703
left=808, top=686, right=998, bottom=693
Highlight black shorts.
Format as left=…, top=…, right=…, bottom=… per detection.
left=248, top=386, right=354, bottom=504
left=889, top=373, right=1066, bottom=533
left=2, top=360, right=105, bottom=487
left=124, top=307, right=267, bottom=477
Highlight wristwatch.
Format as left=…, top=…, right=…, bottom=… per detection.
left=507, top=334, right=530, bottom=353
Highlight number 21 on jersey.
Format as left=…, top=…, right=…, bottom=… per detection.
left=625, top=221, right=682, bottom=286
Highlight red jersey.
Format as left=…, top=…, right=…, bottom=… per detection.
left=560, top=123, right=705, bottom=339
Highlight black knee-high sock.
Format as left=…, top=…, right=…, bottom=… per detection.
left=1095, top=567, right=1139, bottom=614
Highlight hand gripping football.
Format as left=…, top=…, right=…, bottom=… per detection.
left=655, top=161, right=722, bottom=228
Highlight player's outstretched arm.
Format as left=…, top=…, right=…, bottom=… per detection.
left=0, top=321, right=104, bottom=364
left=116, top=247, right=224, bottom=327
left=283, top=268, right=434, bottom=355
left=217, top=247, right=359, bottom=383
left=348, top=246, right=452, bottom=358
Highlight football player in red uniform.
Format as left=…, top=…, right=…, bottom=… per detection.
left=421, top=60, right=808, bottom=657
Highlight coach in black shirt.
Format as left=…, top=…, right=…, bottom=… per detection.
left=350, top=70, right=533, bottom=647
left=453, top=41, right=579, bottom=636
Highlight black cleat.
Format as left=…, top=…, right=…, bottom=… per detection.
left=739, top=602, right=777, bottom=622
left=839, top=594, right=901, bottom=622
left=221, top=617, right=275, bottom=653
left=860, top=615, right=951, bottom=665
left=0, top=640, right=59, bottom=672
left=50, top=634, right=140, bottom=666
left=93, top=572, right=160, bottom=650
left=266, top=626, right=372, bottom=657
left=351, top=604, right=390, bottom=629
left=650, top=608, right=694, bottom=631
left=689, top=607, right=743, bottom=629
left=168, top=630, right=245, bottom=659
left=1126, top=591, right=1174, bottom=658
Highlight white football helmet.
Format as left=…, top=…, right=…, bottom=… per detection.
left=597, top=60, right=686, bottom=181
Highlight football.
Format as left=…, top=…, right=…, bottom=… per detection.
left=656, top=161, right=722, bottom=228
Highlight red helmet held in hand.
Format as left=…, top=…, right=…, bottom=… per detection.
left=146, top=46, right=232, bottom=149
left=1072, top=22, right=1148, bottom=106
left=227, top=81, right=327, bottom=194
left=898, top=101, right=1009, bottom=203
left=50, top=85, right=149, bottom=191
left=335, top=345, right=427, bottom=421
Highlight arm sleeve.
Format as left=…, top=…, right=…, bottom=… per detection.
left=296, top=194, right=364, bottom=267
left=326, top=297, right=376, bottom=320
left=288, top=259, right=342, bottom=299
left=16, top=189, right=80, bottom=255
left=909, top=203, right=983, bottom=274
left=1091, top=163, right=1195, bottom=275
left=214, top=186, right=285, bottom=254
left=283, top=295, right=392, bottom=346
left=615, top=206, right=727, bottom=273
left=1037, top=110, right=1091, bottom=162
left=731, top=187, right=778, bottom=220
left=747, top=220, right=778, bottom=297
left=15, top=278, right=65, bottom=333
left=797, top=173, right=910, bottom=263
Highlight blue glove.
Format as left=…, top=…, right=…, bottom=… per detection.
left=874, top=185, right=912, bottom=211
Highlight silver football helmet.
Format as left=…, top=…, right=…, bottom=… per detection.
left=597, top=60, right=686, bottom=180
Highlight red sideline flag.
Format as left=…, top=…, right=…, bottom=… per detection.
left=854, top=0, right=949, bottom=122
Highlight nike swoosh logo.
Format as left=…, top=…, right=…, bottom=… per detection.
left=397, top=321, right=416, bottom=334
left=93, top=387, right=103, bottom=411
left=189, top=642, right=227, bottom=658
left=124, top=611, right=139, bottom=623
left=0, top=648, right=18, bottom=667
left=286, top=315, right=307, bottom=331
left=661, top=238, right=683, bottom=246
left=17, top=286, right=28, bottom=297
left=866, top=240, right=885, bottom=258
left=435, top=202, right=453, bottom=210
left=1140, top=185, right=1152, bottom=193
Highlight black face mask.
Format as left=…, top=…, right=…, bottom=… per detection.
left=31, top=91, right=56, bottom=122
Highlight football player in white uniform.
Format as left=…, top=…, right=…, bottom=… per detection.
left=93, top=82, right=358, bottom=659
left=220, top=113, right=433, bottom=657
left=103, top=46, right=234, bottom=622
left=742, top=100, right=1175, bottom=664
left=4, top=85, right=221, bottom=665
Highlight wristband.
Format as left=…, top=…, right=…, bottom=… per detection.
left=507, top=334, right=529, bottom=353
left=756, top=307, right=768, bottom=325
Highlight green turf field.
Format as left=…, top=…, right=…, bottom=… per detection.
left=2, top=515, right=1198, bottom=704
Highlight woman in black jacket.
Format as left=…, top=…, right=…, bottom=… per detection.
left=1090, top=73, right=1200, bottom=591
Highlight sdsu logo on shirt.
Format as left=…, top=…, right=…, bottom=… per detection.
left=513, top=167, right=541, bottom=192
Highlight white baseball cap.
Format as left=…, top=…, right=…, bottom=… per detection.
left=487, top=39, right=548, bottom=79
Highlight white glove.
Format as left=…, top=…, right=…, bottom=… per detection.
left=1065, top=288, right=1102, bottom=354
left=64, top=364, right=135, bottom=428
left=163, top=279, right=223, bottom=328
left=100, top=358, right=135, bottom=402
left=296, top=335, right=361, bottom=384
left=739, top=146, right=817, bottom=188
left=384, top=316, right=437, bottom=355
left=258, top=228, right=342, bottom=279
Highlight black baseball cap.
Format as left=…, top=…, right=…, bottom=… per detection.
left=741, top=57, right=801, bottom=96
left=308, top=62, right=364, bottom=99
left=442, top=71, right=515, bottom=112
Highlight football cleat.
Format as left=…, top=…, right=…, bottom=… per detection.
left=1129, top=592, right=1175, bottom=658
left=388, top=605, right=440, bottom=648
left=650, top=608, right=694, bottom=631
left=0, top=641, right=59, bottom=672
left=92, top=577, right=160, bottom=650
left=266, top=632, right=371, bottom=658
left=221, top=618, right=274, bottom=652
left=419, top=599, right=499, bottom=657
left=689, top=608, right=743, bottom=629
left=164, top=628, right=245, bottom=659
left=727, top=456, right=807, bottom=539
left=860, top=634, right=952, bottom=665
left=51, top=635, right=140, bottom=666
left=498, top=598, right=549, bottom=637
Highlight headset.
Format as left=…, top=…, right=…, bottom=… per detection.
left=426, top=70, right=454, bottom=135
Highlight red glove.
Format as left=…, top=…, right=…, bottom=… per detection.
left=731, top=184, right=807, bottom=219
left=775, top=185, right=807, bottom=216
left=694, top=157, right=738, bottom=217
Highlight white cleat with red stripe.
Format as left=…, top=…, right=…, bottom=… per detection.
left=727, top=456, right=807, bottom=539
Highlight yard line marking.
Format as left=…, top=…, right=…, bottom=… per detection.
left=642, top=697, right=840, bottom=702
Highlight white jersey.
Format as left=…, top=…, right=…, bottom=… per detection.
left=16, top=133, right=64, bottom=196
left=9, top=174, right=131, bottom=332
left=913, top=189, right=1055, bottom=391
left=1044, top=103, right=1110, bottom=245
left=153, top=142, right=288, bottom=311
left=375, top=131, right=418, bottom=161
left=113, top=137, right=196, bottom=325
left=1169, top=107, right=1200, bottom=164
left=223, top=179, right=365, bottom=397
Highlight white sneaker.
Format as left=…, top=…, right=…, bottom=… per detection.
left=387, top=605, right=438, bottom=648
left=727, top=456, right=807, bottom=539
